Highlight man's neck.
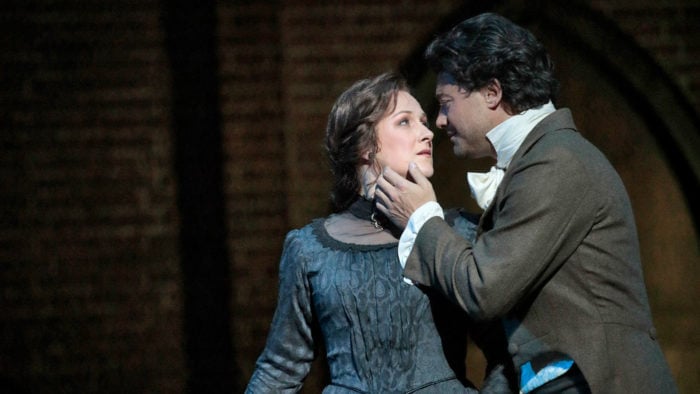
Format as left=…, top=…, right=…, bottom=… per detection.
left=486, top=102, right=556, bottom=168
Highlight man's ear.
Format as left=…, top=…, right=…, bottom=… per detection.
left=482, top=79, right=503, bottom=109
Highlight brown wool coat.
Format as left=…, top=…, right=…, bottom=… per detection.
left=405, top=109, right=677, bottom=393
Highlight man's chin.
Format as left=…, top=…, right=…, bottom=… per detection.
left=452, top=146, right=469, bottom=158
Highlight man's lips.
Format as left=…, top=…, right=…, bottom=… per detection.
left=417, top=149, right=432, bottom=157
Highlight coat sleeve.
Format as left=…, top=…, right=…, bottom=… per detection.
left=444, top=210, right=518, bottom=389
left=405, top=138, right=598, bottom=321
left=245, top=230, right=317, bottom=393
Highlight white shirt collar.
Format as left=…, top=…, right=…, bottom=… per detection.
left=487, top=101, right=556, bottom=168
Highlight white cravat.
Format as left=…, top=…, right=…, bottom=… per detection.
left=467, top=166, right=505, bottom=210
left=467, top=101, right=556, bottom=210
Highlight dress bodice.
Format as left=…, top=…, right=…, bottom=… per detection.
left=245, top=205, right=481, bottom=393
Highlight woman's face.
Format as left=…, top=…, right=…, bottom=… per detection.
left=373, top=90, right=434, bottom=178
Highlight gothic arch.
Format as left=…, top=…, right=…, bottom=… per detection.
left=401, top=1, right=700, bottom=228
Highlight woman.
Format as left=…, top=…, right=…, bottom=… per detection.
left=245, top=73, right=509, bottom=393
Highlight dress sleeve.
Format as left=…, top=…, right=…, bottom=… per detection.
left=245, top=230, right=317, bottom=393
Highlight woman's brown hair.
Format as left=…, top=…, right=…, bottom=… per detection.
left=325, top=72, right=408, bottom=212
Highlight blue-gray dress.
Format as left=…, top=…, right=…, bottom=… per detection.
left=245, top=200, right=502, bottom=393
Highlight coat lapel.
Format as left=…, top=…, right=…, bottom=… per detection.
left=476, top=108, right=578, bottom=237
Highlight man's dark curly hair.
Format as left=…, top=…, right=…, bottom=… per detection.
left=325, top=72, right=408, bottom=212
left=425, top=12, right=559, bottom=113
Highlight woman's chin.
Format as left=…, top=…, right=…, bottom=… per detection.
left=416, top=165, right=434, bottom=179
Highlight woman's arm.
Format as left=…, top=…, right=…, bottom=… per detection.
left=245, top=231, right=317, bottom=393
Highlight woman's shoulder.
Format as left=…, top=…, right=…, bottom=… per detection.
left=283, top=219, right=324, bottom=249
left=276, top=219, right=327, bottom=275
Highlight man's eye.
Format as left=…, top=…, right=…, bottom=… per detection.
left=439, top=103, right=450, bottom=114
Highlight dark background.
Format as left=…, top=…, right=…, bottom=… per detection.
left=1, top=0, right=698, bottom=392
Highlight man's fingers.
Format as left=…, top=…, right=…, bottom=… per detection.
left=374, top=183, right=390, bottom=205
left=407, top=162, right=430, bottom=187
left=374, top=176, right=396, bottom=221
left=376, top=170, right=401, bottom=200
left=374, top=166, right=423, bottom=230
left=374, top=195, right=389, bottom=216
left=381, top=166, right=407, bottom=190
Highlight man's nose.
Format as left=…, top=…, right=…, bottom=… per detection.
left=435, top=113, right=447, bottom=129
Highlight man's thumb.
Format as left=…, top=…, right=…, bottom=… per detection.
left=407, top=162, right=428, bottom=185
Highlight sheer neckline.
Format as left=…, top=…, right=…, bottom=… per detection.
left=347, top=198, right=402, bottom=236
left=312, top=198, right=401, bottom=251
left=347, top=198, right=387, bottom=229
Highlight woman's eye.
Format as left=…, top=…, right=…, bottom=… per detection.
left=398, top=118, right=409, bottom=126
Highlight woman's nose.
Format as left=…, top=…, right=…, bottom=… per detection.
left=420, top=123, right=434, bottom=141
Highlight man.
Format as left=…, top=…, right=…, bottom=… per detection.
left=375, top=12, right=677, bottom=394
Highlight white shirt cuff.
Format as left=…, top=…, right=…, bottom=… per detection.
left=398, top=201, right=443, bottom=283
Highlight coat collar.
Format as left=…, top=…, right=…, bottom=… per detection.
left=477, top=108, right=579, bottom=231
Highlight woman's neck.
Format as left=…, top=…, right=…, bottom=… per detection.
left=358, top=163, right=379, bottom=200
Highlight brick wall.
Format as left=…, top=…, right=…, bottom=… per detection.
left=590, top=0, right=700, bottom=112
left=217, top=0, right=288, bottom=389
left=0, top=0, right=184, bottom=392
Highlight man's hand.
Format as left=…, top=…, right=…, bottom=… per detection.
left=375, top=163, right=437, bottom=229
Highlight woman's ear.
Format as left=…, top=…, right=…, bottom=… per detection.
left=360, top=147, right=379, bottom=165
left=359, top=150, right=372, bottom=165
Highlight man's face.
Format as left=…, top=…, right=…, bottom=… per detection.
left=434, top=73, right=496, bottom=159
